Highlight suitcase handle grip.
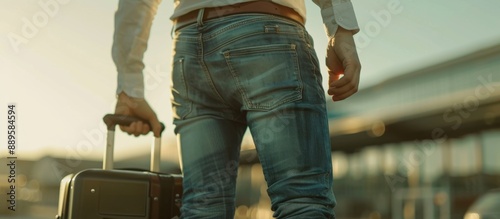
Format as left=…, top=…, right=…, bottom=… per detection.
left=102, top=114, right=165, bottom=172
left=103, top=114, right=165, bottom=135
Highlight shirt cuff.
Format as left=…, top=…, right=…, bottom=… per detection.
left=321, top=1, right=360, bottom=39
left=116, top=72, right=145, bottom=98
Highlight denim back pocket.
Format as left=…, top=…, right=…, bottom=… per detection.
left=171, top=57, right=192, bottom=119
left=222, top=44, right=303, bottom=110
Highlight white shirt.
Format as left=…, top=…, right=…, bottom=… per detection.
left=113, top=0, right=359, bottom=98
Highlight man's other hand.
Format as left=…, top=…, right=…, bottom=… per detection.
left=326, top=27, right=361, bottom=101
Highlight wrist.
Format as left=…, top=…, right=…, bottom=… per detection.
left=334, top=27, right=354, bottom=37
left=117, top=92, right=144, bottom=101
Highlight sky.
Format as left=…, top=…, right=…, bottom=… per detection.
left=1, top=0, right=500, bottom=162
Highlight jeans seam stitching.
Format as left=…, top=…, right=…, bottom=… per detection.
left=223, top=51, right=252, bottom=108
left=172, top=57, right=193, bottom=120
left=197, top=34, right=229, bottom=106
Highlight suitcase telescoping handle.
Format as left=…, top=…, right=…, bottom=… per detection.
left=102, top=114, right=165, bottom=172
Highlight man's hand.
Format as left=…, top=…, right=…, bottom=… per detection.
left=115, top=92, right=162, bottom=137
left=326, top=27, right=361, bottom=101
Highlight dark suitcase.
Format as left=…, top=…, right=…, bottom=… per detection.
left=56, top=114, right=182, bottom=219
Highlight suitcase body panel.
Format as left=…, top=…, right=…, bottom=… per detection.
left=58, top=169, right=182, bottom=219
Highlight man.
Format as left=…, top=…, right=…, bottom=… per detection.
left=113, top=0, right=360, bottom=218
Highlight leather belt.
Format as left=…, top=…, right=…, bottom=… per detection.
left=173, top=1, right=305, bottom=31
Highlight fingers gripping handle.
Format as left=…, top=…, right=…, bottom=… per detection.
left=102, top=114, right=165, bottom=172
left=103, top=114, right=166, bottom=133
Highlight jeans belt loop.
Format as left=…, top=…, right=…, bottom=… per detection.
left=196, top=8, right=205, bottom=28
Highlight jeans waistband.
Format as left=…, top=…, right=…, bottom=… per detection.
left=173, top=1, right=305, bottom=31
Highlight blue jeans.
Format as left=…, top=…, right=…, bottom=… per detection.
left=171, top=13, right=336, bottom=219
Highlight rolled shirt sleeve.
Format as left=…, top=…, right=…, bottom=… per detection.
left=313, top=0, right=360, bottom=39
left=112, top=0, right=161, bottom=98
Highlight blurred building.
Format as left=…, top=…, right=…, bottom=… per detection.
left=324, top=42, right=500, bottom=219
